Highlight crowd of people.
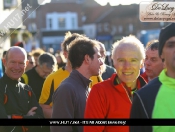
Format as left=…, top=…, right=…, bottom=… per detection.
left=0, top=23, right=174, bottom=132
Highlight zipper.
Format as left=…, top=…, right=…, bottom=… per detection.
left=121, top=84, right=132, bottom=104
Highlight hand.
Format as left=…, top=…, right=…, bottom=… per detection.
left=26, top=107, right=37, bottom=116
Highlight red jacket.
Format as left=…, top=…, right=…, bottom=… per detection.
left=84, top=73, right=147, bottom=132
left=141, top=72, right=149, bottom=82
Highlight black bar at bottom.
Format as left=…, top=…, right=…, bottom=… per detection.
left=0, top=119, right=175, bottom=126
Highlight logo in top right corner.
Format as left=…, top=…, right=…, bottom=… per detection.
left=139, top=1, right=175, bottom=22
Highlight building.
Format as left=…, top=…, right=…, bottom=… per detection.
left=22, top=0, right=100, bottom=53
left=0, top=0, right=23, bottom=57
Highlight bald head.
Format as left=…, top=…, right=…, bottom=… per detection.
left=3, top=46, right=28, bottom=80
left=6, top=46, right=27, bottom=61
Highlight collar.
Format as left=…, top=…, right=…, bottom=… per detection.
left=159, top=69, right=175, bottom=88
left=141, top=72, right=149, bottom=83
left=70, top=70, right=91, bottom=89
left=2, top=73, right=20, bottom=85
left=112, top=74, right=147, bottom=98
left=111, top=73, right=147, bottom=91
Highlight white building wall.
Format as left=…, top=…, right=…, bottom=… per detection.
left=0, top=0, right=23, bottom=57
left=43, top=36, right=64, bottom=44
left=83, top=24, right=96, bottom=39
left=46, top=12, right=78, bottom=30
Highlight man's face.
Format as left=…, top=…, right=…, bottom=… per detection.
left=26, top=56, right=35, bottom=71
left=37, top=64, right=54, bottom=79
left=99, top=44, right=106, bottom=62
left=113, top=45, right=143, bottom=87
left=145, top=48, right=164, bottom=80
left=161, top=36, right=175, bottom=75
left=3, top=50, right=28, bottom=80
left=88, top=47, right=103, bottom=76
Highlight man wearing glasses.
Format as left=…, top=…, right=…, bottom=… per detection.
left=21, top=53, right=57, bottom=102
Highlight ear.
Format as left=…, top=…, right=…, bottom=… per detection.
left=26, top=60, right=29, bottom=66
left=84, top=54, right=91, bottom=64
left=63, top=51, right=68, bottom=59
left=160, top=54, right=164, bottom=61
left=2, top=58, right=6, bottom=67
left=140, top=59, right=144, bottom=69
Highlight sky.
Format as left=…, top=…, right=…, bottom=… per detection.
left=39, top=0, right=154, bottom=5
left=94, top=0, right=153, bottom=6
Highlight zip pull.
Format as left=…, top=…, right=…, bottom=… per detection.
left=4, top=85, right=7, bottom=104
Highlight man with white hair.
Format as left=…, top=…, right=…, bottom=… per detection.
left=84, top=35, right=147, bottom=132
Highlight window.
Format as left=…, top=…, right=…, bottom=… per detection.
left=28, top=10, right=36, bottom=18
left=72, top=17, right=75, bottom=28
left=58, top=18, right=65, bottom=28
left=89, top=28, right=93, bottom=35
left=118, top=26, right=123, bottom=33
left=128, top=24, right=133, bottom=32
left=4, top=0, right=18, bottom=8
left=110, top=25, right=117, bottom=35
left=28, top=23, right=37, bottom=31
left=97, top=24, right=102, bottom=33
left=104, top=23, right=109, bottom=32
left=48, top=18, right=52, bottom=29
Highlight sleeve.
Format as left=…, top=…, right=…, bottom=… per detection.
left=50, top=83, right=75, bottom=132
left=39, top=75, right=53, bottom=105
left=130, top=92, right=148, bottom=132
left=0, top=88, right=8, bottom=118
left=0, top=86, right=18, bottom=132
left=84, top=84, right=107, bottom=132
left=23, top=86, right=44, bottom=119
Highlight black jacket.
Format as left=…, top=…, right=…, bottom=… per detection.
left=0, top=74, right=44, bottom=132
left=21, top=67, right=45, bottom=101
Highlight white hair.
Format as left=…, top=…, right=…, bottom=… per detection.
left=111, top=35, right=145, bottom=60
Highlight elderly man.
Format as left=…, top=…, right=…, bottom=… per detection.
left=21, top=52, right=57, bottom=101
left=84, top=35, right=147, bottom=132
left=130, top=23, right=175, bottom=132
left=0, top=46, right=44, bottom=132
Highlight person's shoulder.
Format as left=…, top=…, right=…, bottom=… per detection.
left=136, top=77, right=161, bottom=96
left=0, top=78, right=6, bottom=91
left=0, top=77, right=4, bottom=82
left=19, top=81, right=32, bottom=91
left=25, top=67, right=35, bottom=74
left=58, top=77, right=74, bottom=89
left=24, top=67, right=36, bottom=77
left=45, top=70, right=57, bottom=80
left=53, top=67, right=69, bottom=78
left=54, top=79, right=75, bottom=96
left=92, top=77, right=112, bottom=91
left=106, top=64, right=115, bottom=70
left=106, top=65, right=116, bottom=71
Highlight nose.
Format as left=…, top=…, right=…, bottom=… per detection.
left=145, top=59, right=151, bottom=66
left=99, top=58, right=104, bottom=66
left=123, top=61, right=131, bottom=69
left=14, top=63, right=20, bottom=69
